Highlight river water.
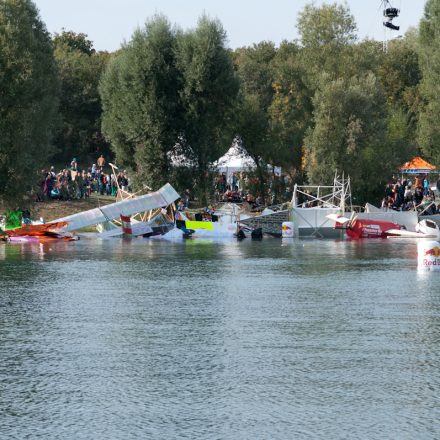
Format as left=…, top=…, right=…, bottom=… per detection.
left=1, top=238, right=439, bottom=439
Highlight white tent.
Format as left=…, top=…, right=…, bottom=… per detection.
left=214, top=143, right=282, bottom=178
left=213, top=144, right=256, bottom=175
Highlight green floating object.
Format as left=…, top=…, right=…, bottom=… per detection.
left=5, top=210, right=22, bottom=230
left=185, top=220, right=213, bottom=231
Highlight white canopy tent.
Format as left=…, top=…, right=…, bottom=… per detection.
left=214, top=144, right=256, bottom=176
left=214, top=144, right=282, bottom=180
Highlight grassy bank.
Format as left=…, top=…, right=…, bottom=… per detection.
left=31, top=194, right=116, bottom=222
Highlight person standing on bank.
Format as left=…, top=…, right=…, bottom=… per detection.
left=97, top=155, right=105, bottom=170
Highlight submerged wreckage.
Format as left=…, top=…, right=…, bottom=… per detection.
left=54, top=183, right=181, bottom=237
left=1, top=183, right=267, bottom=243
left=3, top=175, right=440, bottom=244
left=0, top=184, right=180, bottom=243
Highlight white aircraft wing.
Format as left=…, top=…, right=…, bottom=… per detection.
left=54, top=183, right=179, bottom=232
left=326, top=213, right=351, bottom=225
left=385, top=229, right=438, bottom=238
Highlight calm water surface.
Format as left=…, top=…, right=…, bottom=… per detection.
left=1, top=238, right=439, bottom=439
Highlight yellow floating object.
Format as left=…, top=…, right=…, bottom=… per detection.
left=186, top=221, right=214, bottom=230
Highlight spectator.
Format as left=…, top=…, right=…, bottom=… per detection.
left=71, top=158, right=78, bottom=171
left=43, top=171, right=53, bottom=200
left=414, top=186, right=424, bottom=206
left=97, top=155, right=105, bottom=169
left=423, top=176, right=429, bottom=196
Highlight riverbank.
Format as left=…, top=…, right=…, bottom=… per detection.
left=31, top=194, right=115, bottom=222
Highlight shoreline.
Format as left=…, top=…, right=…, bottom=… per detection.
left=30, top=194, right=115, bottom=222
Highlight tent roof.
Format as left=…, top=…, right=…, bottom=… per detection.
left=214, top=144, right=256, bottom=170
left=399, top=156, right=436, bottom=173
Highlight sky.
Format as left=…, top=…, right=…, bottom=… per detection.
left=33, top=0, right=426, bottom=52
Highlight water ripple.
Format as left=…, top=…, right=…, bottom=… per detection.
left=1, top=239, right=440, bottom=439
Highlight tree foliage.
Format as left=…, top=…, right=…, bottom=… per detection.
left=100, top=15, right=182, bottom=189
left=297, top=2, right=357, bottom=49
left=304, top=74, right=390, bottom=203
left=269, top=42, right=312, bottom=178
left=233, top=42, right=276, bottom=198
left=296, top=2, right=357, bottom=87
left=176, top=16, right=239, bottom=201
left=1, top=1, right=435, bottom=206
left=418, top=0, right=440, bottom=165
left=0, top=0, right=59, bottom=206
left=53, top=30, right=95, bottom=55
left=53, top=31, right=110, bottom=164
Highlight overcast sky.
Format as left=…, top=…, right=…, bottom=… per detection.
left=33, top=0, right=425, bottom=52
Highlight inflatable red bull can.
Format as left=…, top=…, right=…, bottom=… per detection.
left=418, top=240, right=440, bottom=271
left=282, top=222, right=294, bottom=238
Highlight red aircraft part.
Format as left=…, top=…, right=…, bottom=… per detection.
left=5, top=221, right=76, bottom=242
left=346, top=219, right=401, bottom=239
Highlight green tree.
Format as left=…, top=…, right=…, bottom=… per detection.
left=233, top=42, right=276, bottom=200
left=100, top=15, right=182, bottom=189
left=296, top=2, right=357, bottom=85
left=0, top=0, right=59, bottom=206
left=176, top=15, right=239, bottom=202
left=53, top=29, right=95, bottom=55
left=269, top=41, right=313, bottom=181
left=418, top=0, right=440, bottom=165
left=297, top=2, right=357, bottom=48
left=304, top=74, right=391, bottom=203
left=53, top=31, right=110, bottom=164
left=376, top=36, right=422, bottom=163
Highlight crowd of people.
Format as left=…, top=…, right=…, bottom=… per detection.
left=214, top=171, right=292, bottom=208
left=37, top=157, right=293, bottom=210
left=37, top=155, right=130, bottom=202
left=382, top=174, right=440, bottom=214
left=39, top=160, right=440, bottom=214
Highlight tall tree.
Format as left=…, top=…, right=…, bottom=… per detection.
left=417, top=0, right=440, bottom=165
left=297, top=2, right=357, bottom=48
left=233, top=42, right=277, bottom=199
left=53, top=31, right=110, bottom=164
left=176, top=16, right=239, bottom=202
left=269, top=41, right=313, bottom=181
left=53, top=30, right=95, bottom=55
left=304, top=74, right=391, bottom=204
left=0, top=0, right=59, bottom=206
left=100, top=15, right=182, bottom=189
left=296, top=2, right=357, bottom=85
left=376, top=36, right=422, bottom=163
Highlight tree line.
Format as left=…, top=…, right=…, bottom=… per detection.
left=1, top=0, right=440, bottom=207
